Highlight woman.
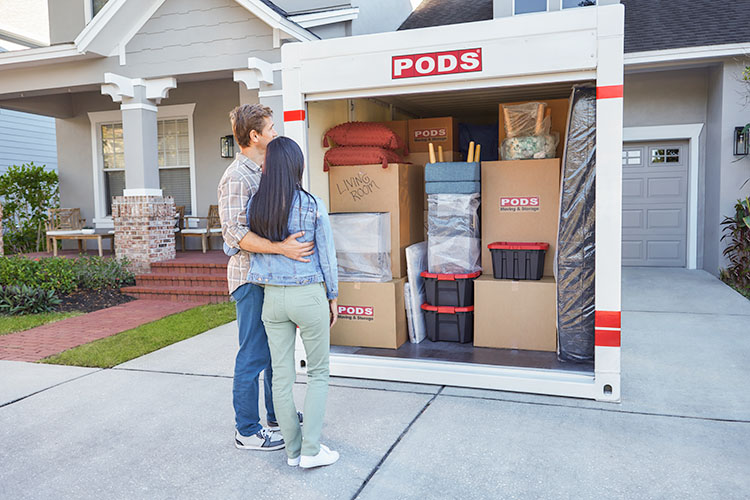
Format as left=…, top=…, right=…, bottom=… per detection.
left=245, top=136, right=339, bottom=469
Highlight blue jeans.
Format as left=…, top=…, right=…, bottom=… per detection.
left=232, top=283, right=276, bottom=436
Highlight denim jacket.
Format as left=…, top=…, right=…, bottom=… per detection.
left=225, top=191, right=338, bottom=300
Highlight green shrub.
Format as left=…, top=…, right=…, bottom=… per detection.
left=0, top=162, right=59, bottom=254
left=720, top=198, right=750, bottom=298
left=0, top=285, right=61, bottom=315
left=0, top=256, right=134, bottom=293
left=73, top=256, right=135, bottom=289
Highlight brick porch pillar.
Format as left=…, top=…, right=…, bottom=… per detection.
left=112, top=195, right=175, bottom=273
left=101, top=73, right=177, bottom=272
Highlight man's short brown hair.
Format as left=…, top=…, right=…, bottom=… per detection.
left=229, top=104, right=273, bottom=148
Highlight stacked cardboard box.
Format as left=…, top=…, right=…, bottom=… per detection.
left=473, top=159, right=561, bottom=352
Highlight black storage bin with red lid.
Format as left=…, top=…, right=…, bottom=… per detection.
left=488, top=242, right=549, bottom=280
left=420, top=270, right=481, bottom=307
left=421, top=304, right=474, bottom=343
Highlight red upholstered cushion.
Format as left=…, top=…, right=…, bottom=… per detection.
left=323, top=146, right=404, bottom=172
left=323, top=122, right=408, bottom=154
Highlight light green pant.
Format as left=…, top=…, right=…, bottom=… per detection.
left=261, top=282, right=330, bottom=458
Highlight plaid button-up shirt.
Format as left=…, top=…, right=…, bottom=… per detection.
left=217, top=153, right=262, bottom=295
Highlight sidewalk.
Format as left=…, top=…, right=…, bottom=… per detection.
left=1, top=268, right=749, bottom=499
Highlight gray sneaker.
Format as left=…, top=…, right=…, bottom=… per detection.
left=268, top=412, right=303, bottom=432
left=234, top=428, right=285, bottom=451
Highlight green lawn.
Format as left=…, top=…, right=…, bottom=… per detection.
left=41, top=301, right=236, bottom=368
left=0, top=311, right=83, bottom=336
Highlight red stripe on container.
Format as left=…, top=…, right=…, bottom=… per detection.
left=595, top=310, right=621, bottom=329
left=595, top=329, right=621, bottom=347
left=596, top=85, right=624, bottom=99
left=488, top=242, right=549, bottom=251
left=284, top=110, right=306, bottom=122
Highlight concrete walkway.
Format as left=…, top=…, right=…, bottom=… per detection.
left=1, top=268, right=749, bottom=499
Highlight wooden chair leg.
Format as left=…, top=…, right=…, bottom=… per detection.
left=201, top=235, right=207, bottom=253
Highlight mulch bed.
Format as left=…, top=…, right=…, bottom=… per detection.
left=57, top=288, right=136, bottom=313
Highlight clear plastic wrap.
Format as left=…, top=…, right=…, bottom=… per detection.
left=500, top=133, right=559, bottom=160
left=501, top=102, right=551, bottom=138
left=405, top=241, right=428, bottom=343
left=556, top=85, right=597, bottom=363
left=427, top=193, right=481, bottom=274
left=330, top=212, right=391, bottom=282
left=428, top=236, right=481, bottom=274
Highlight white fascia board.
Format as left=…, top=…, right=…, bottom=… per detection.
left=0, top=43, right=91, bottom=69
left=625, top=42, right=750, bottom=68
left=289, top=7, right=360, bottom=29
left=235, top=0, right=319, bottom=41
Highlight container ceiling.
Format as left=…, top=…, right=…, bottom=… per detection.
left=376, top=80, right=593, bottom=119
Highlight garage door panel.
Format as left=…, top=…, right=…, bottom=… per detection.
left=622, top=209, right=642, bottom=229
left=622, top=240, right=643, bottom=260
left=623, top=178, right=644, bottom=198
left=622, top=141, right=688, bottom=267
left=646, top=208, right=682, bottom=230
left=647, top=176, right=684, bottom=198
left=647, top=239, right=684, bottom=262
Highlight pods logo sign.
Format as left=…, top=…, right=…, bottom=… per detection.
left=413, top=127, right=448, bottom=143
left=392, top=48, right=482, bottom=79
left=338, top=305, right=374, bottom=320
left=499, top=196, right=540, bottom=212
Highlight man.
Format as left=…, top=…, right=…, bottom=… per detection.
left=218, top=104, right=313, bottom=450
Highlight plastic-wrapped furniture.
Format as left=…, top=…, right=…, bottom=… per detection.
left=556, top=85, right=597, bottom=363
left=330, top=212, right=391, bottom=282
left=405, top=242, right=428, bottom=343
left=426, top=193, right=481, bottom=274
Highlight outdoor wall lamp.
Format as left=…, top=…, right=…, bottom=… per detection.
left=734, top=126, right=749, bottom=156
left=220, top=135, right=235, bottom=158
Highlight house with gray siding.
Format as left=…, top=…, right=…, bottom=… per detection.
left=0, top=0, right=747, bottom=275
left=0, top=108, right=57, bottom=175
left=399, top=0, right=750, bottom=275
left=0, top=0, right=412, bottom=262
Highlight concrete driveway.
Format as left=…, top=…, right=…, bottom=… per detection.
left=1, top=268, right=748, bottom=499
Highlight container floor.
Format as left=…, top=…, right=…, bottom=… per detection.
left=330, top=339, right=594, bottom=373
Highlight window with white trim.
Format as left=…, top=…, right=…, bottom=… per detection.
left=514, top=0, right=548, bottom=15
left=92, top=0, right=109, bottom=17
left=562, top=0, right=597, bottom=8
left=99, top=118, right=193, bottom=215
left=88, top=104, right=197, bottom=227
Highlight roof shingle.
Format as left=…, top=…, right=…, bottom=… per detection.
left=397, top=0, right=750, bottom=53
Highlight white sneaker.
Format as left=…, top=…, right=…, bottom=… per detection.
left=287, top=455, right=301, bottom=467
left=299, top=444, right=340, bottom=469
left=234, top=428, right=285, bottom=451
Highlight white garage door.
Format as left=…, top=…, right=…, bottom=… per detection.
left=622, top=141, right=688, bottom=267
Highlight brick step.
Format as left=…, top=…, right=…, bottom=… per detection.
left=150, top=262, right=227, bottom=276
left=121, top=285, right=229, bottom=303
left=136, top=272, right=227, bottom=288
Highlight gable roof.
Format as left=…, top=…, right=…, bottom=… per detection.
left=75, top=0, right=318, bottom=58
left=398, top=0, right=750, bottom=54
left=398, top=0, right=491, bottom=31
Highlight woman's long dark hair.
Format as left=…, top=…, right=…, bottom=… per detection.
left=249, top=136, right=315, bottom=242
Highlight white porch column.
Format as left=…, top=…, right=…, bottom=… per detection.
left=101, top=74, right=179, bottom=272
left=234, top=57, right=285, bottom=135
left=101, top=73, right=177, bottom=195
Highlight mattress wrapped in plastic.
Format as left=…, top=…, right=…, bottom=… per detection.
left=405, top=241, right=428, bottom=343
left=427, top=194, right=481, bottom=274
left=556, top=85, right=597, bottom=363
left=330, top=212, right=391, bottom=282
